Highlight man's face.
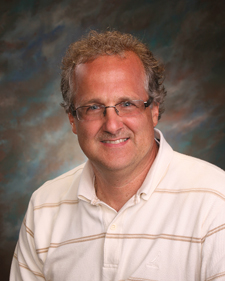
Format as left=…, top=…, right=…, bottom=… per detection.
left=68, top=52, right=159, bottom=174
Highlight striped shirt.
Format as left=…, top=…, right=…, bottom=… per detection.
left=10, top=129, right=225, bottom=281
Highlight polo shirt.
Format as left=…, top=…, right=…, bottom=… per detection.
left=10, top=129, right=225, bottom=281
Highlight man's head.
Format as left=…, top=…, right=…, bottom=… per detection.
left=61, top=30, right=166, bottom=120
left=61, top=30, right=165, bottom=174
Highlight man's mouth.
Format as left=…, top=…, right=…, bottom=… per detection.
left=102, top=138, right=129, bottom=144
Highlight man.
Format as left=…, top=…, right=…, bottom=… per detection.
left=10, top=31, right=225, bottom=281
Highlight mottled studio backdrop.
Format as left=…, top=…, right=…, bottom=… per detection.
left=0, top=0, right=225, bottom=279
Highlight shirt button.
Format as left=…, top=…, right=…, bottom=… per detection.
left=110, top=224, right=116, bottom=230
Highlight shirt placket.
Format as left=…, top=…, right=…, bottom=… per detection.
left=101, top=196, right=138, bottom=281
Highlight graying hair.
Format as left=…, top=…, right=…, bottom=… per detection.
left=61, top=30, right=167, bottom=120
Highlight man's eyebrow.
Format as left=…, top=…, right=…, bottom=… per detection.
left=116, top=96, right=140, bottom=102
left=79, top=98, right=104, bottom=106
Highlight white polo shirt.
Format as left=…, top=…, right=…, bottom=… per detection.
left=10, top=129, right=225, bottom=281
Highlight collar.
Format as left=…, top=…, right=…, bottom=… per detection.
left=137, top=128, right=174, bottom=200
left=77, top=160, right=97, bottom=204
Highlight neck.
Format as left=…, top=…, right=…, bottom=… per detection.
left=92, top=141, right=159, bottom=211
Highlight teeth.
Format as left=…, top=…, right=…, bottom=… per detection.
left=103, top=138, right=128, bottom=144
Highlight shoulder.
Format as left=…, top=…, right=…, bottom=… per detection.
left=170, top=151, right=225, bottom=189
left=30, top=163, right=86, bottom=206
left=172, top=151, right=224, bottom=176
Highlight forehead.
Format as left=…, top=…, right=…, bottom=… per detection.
left=75, top=51, right=146, bottom=81
left=73, top=52, right=148, bottom=104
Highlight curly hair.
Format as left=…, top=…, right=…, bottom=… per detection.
left=61, top=30, right=167, bottom=120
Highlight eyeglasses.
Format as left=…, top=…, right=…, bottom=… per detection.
left=71, top=98, right=153, bottom=121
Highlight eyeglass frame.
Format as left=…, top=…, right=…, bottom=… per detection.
left=71, top=98, right=153, bottom=121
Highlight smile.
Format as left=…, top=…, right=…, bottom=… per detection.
left=102, top=138, right=129, bottom=144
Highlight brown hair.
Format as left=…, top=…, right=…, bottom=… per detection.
left=61, top=30, right=167, bottom=120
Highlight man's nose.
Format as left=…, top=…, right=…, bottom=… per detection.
left=103, top=105, right=119, bottom=116
left=102, top=106, right=123, bottom=134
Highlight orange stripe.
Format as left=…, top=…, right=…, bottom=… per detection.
left=155, top=188, right=225, bottom=201
left=37, top=233, right=106, bottom=254
left=36, top=222, right=225, bottom=254
left=202, top=224, right=225, bottom=243
left=13, top=254, right=45, bottom=279
left=24, top=220, right=34, bottom=238
left=34, top=200, right=79, bottom=210
left=36, top=232, right=201, bottom=254
left=206, top=271, right=225, bottom=281
left=105, top=233, right=201, bottom=243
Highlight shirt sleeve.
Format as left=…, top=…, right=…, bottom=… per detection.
left=9, top=198, right=45, bottom=281
left=201, top=199, right=225, bottom=281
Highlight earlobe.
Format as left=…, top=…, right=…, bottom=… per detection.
left=151, top=104, right=159, bottom=127
left=68, top=113, right=77, bottom=134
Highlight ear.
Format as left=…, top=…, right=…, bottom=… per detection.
left=68, top=113, right=77, bottom=134
left=151, top=103, right=159, bottom=127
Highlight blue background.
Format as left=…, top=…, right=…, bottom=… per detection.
left=0, top=0, right=224, bottom=278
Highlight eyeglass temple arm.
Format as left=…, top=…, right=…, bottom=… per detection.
left=144, top=98, right=153, bottom=108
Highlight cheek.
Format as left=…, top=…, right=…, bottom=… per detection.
left=76, top=127, right=93, bottom=154
left=76, top=121, right=101, bottom=141
left=124, top=112, right=153, bottom=132
left=133, top=115, right=155, bottom=145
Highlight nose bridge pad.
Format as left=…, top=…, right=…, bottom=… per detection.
left=103, top=106, right=120, bottom=117
left=114, top=106, right=119, bottom=115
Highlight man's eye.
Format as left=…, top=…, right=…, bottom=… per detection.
left=121, top=101, right=135, bottom=107
left=87, top=104, right=101, bottom=111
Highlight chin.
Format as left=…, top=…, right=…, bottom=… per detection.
left=93, top=157, right=134, bottom=172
